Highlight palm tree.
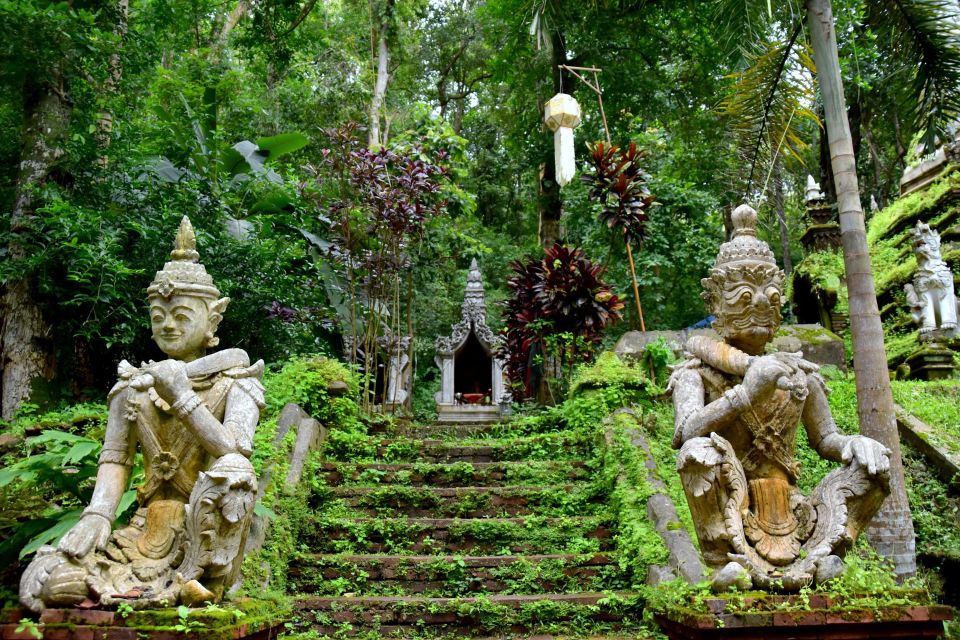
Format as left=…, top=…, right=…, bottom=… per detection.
left=721, top=0, right=960, bottom=578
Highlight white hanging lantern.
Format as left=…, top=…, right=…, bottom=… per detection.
left=544, top=93, right=582, bottom=187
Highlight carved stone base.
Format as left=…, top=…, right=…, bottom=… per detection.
left=0, top=601, right=288, bottom=640
left=800, top=222, right=841, bottom=253
left=436, top=404, right=502, bottom=424
left=905, top=345, right=957, bottom=380
left=654, top=595, right=952, bottom=639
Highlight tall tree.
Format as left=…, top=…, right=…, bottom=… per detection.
left=369, top=0, right=395, bottom=147
left=805, top=0, right=915, bottom=578
left=0, top=2, right=121, bottom=418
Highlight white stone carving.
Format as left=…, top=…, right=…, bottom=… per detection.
left=905, top=221, right=958, bottom=339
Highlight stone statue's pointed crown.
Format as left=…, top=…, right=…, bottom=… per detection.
left=713, top=205, right=777, bottom=270
left=148, top=216, right=221, bottom=300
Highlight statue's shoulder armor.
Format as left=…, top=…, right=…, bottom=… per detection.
left=224, top=359, right=266, bottom=409
left=108, top=360, right=139, bottom=401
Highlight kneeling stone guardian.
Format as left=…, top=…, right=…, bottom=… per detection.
left=21, top=217, right=265, bottom=611
left=668, top=205, right=890, bottom=591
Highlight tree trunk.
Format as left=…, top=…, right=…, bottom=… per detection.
left=1, top=73, right=70, bottom=419
left=806, top=0, right=916, bottom=578
left=95, top=0, right=129, bottom=168
left=368, top=5, right=392, bottom=148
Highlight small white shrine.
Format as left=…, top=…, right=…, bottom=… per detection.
left=435, top=259, right=510, bottom=423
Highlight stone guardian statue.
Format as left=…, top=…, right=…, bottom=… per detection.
left=21, top=217, right=265, bottom=611
left=904, top=221, right=958, bottom=338
left=668, top=204, right=890, bottom=590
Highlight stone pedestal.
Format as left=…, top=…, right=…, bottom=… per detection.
left=654, top=595, right=952, bottom=639
left=905, top=344, right=957, bottom=380
left=0, top=601, right=287, bottom=640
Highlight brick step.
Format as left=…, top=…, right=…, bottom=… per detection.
left=324, top=432, right=589, bottom=463
left=326, top=484, right=603, bottom=518
left=289, top=552, right=618, bottom=595
left=294, top=592, right=641, bottom=636
left=317, top=461, right=590, bottom=487
left=301, top=517, right=615, bottom=555
left=371, top=422, right=506, bottom=439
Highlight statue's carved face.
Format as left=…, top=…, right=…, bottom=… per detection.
left=714, top=267, right=782, bottom=354
left=150, top=295, right=212, bottom=362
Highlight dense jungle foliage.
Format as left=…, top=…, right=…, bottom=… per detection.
left=2, top=0, right=959, bottom=414
left=3, top=0, right=960, bottom=633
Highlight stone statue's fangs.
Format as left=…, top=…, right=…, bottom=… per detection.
left=20, top=216, right=265, bottom=611
left=668, top=204, right=891, bottom=591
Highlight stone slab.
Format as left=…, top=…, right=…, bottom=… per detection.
left=0, top=603, right=286, bottom=640
left=895, top=404, right=960, bottom=487
left=615, top=324, right=846, bottom=370
left=436, top=404, right=503, bottom=424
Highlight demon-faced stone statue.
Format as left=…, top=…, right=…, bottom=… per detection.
left=668, top=204, right=890, bottom=591
left=21, top=217, right=264, bottom=611
left=905, top=221, right=958, bottom=340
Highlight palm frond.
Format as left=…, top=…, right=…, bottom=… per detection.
left=713, top=0, right=805, bottom=48
left=867, top=0, right=960, bottom=151
left=719, top=22, right=820, bottom=197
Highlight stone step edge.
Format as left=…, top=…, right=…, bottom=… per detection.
left=297, top=592, right=632, bottom=609
left=312, top=516, right=614, bottom=526
left=295, top=552, right=613, bottom=567
left=332, top=484, right=579, bottom=497
left=320, top=461, right=588, bottom=471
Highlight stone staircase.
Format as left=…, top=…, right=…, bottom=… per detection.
left=287, top=418, right=649, bottom=638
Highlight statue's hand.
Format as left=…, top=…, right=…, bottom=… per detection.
left=58, top=514, right=112, bottom=559
left=742, top=354, right=796, bottom=400
left=841, top=435, right=891, bottom=476
left=149, top=359, right=192, bottom=404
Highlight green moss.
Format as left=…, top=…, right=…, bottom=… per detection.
left=776, top=325, right=843, bottom=345
left=867, top=166, right=960, bottom=245
left=33, top=596, right=292, bottom=640
left=790, top=249, right=849, bottom=315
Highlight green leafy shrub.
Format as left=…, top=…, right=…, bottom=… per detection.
left=263, top=355, right=359, bottom=427
left=0, top=405, right=142, bottom=599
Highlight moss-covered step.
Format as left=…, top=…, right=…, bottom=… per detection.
left=896, top=405, right=960, bottom=486
left=317, top=461, right=590, bottom=487
left=292, top=592, right=643, bottom=637
left=388, top=422, right=508, bottom=439
left=653, top=593, right=953, bottom=639
left=326, top=485, right=604, bottom=518
left=289, top=552, right=619, bottom=596
left=0, top=597, right=290, bottom=640
left=300, top=516, right=615, bottom=555
left=322, top=432, right=592, bottom=463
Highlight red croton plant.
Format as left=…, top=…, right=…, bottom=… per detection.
left=500, top=243, right=623, bottom=401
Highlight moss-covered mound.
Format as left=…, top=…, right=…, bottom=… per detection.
left=790, top=166, right=960, bottom=368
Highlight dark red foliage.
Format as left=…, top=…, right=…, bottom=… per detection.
left=582, top=141, right=656, bottom=244
left=500, top=244, right=623, bottom=399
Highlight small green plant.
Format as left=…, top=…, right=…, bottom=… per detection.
left=15, top=618, right=42, bottom=640
left=173, top=605, right=207, bottom=633
left=116, top=601, right=135, bottom=620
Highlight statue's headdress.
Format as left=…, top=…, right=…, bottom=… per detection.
left=701, top=204, right=785, bottom=314
left=148, top=217, right=221, bottom=300
left=148, top=217, right=229, bottom=347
